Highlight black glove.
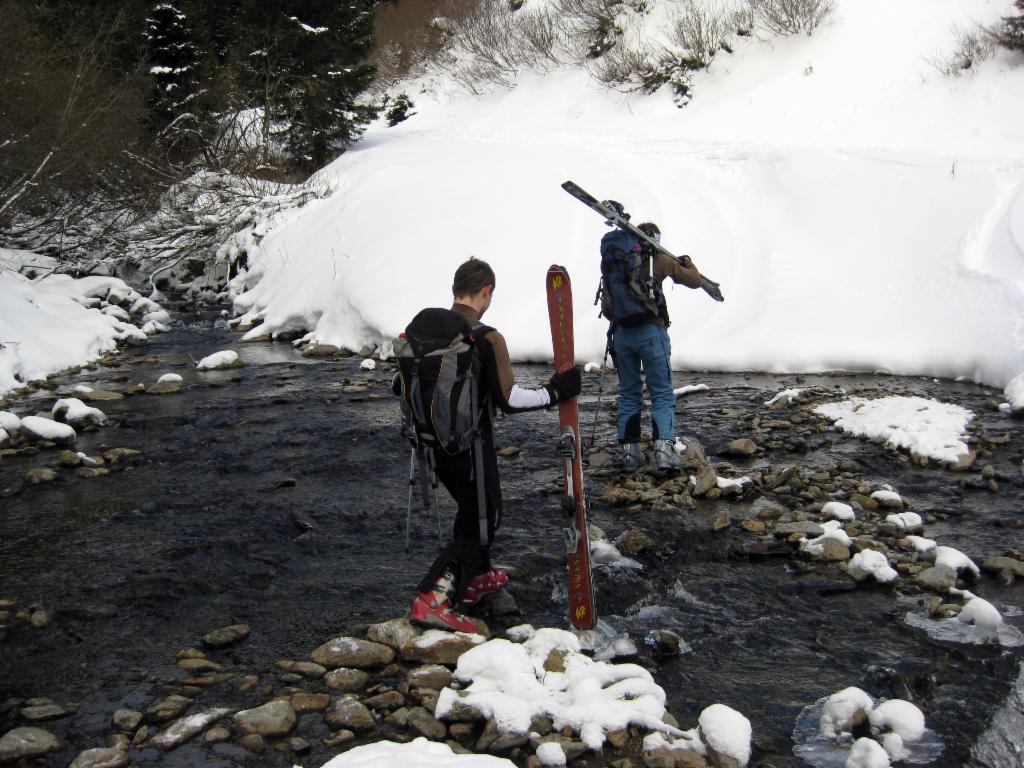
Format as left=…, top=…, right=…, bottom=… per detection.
left=546, top=366, right=582, bottom=404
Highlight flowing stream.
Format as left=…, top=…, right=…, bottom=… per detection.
left=1, top=310, right=1022, bottom=767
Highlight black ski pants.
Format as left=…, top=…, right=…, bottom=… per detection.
left=416, top=435, right=503, bottom=605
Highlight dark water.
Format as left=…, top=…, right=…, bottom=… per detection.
left=1, top=313, right=1022, bottom=767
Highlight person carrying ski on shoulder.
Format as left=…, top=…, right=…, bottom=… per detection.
left=394, top=257, right=582, bottom=633
left=599, top=218, right=702, bottom=474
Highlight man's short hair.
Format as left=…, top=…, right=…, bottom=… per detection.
left=452, top=257, right=496, bottom=298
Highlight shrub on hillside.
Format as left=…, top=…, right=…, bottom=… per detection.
left=749, top=0, right=834, bottom=36
left=928, top=24, right=996, bottom=76
left=559, top=0, right=645, bottom=60
left=669, top=0, right=734, bottom=67
left=385, top=93, right=415, bottom=126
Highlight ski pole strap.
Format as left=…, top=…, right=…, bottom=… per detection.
left=473, top=434, right=489, bottom=548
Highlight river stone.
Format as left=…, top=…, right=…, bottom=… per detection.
left=692, top=466, right=717, bottom=496
left=0, top=727, right=60, bottom=761
left=323, top=730, right=355, bottom=748
left=647, top=629, right=682, bottom=658
left=112, top=709, right=142, bottom=731
left=150, top=707, right=232, bottom=749
left=303, top=344, right=341, bottom=358
left=80, top=390, right=124, bottom=402
left=817, top=539, right=851, bottom=562
left=400, top=629, right=487, bottom=665
left=77, top=467, right=110, bottom=479
left=176, top=657, right=222, bottom=672
left=365, top=690, right=405, bottom=710
left=948, top=450, right=977, bottom=472
left=290, top=693, right=330, bottom=713
left=774, top=521, right=824, bottom=538
left=674, top=751, right=709, bottom=768
left=233, top=701, right=296, bottom=737
left=25, top=468, right=58, bottom=485
left=204, top=726, right=230, bottom=743
left=202, top=624, right=250, bottom=648
left=102, top=448, right=142, bottom=465
left=915, top=564, right=958, bottom=593
left=19, top=704, right=66, bottom=721
left=675, top=436, right=707, bottom=469
left=408, top=665, right=453, bottom=691
left=741, top=520, right=766, bottom=533
left=407, top=707, right=447, bottom=739
left=367, top=618, right=421, bottom=650
left=276, top=660, right=327, bottom=678
left=724, top=439, right=758, bottom=457
left=438, top=693, right=486, bottom=723
left=477, top=719, right=529, bottom=753
left=619, top=530, right=654, bottom=554
left=325, top=668, right=370, bottom=692
left=982, top=556, right=1024, bottom=578
left=61, top=450, right=82, bottom=466
left=69, top=746, right=128, bottom=768
left=147, top=381, right=182, bottom=395
left=324, top=695, right=375, bottom=732
left=239, top=734, right=264, bottom=753
left=533, top=735, right=588, bottom=761
left=146, top=695, right=192, bottom=722
left=311, top=637, right=394, bottom=668
left=712, top=512, right=732, bottom=531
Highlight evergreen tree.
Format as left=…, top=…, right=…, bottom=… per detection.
left=992, top=0, right=1024, bottom=52
left=233, top=0, right=378, bottom=172
left=145, top=3, right=206, bottom=152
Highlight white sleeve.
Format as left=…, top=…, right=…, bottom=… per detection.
left=508, top=383, right=551, bottom=409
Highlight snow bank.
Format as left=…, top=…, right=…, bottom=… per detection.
left=315, top=737, right=514, bottom=767
left=228, top=0, right=1024, bottom=389
left=815, top=396, right=973, bottom=463
left=436, top=628, right=673, bottom=751
left=1, top=250, right=164, bottom=396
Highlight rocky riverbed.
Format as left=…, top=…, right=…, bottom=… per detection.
left=1, top=310, right=1022, bottom=768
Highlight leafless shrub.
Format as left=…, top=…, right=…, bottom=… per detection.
left=371, top=0, right=478, bottom=90
left=927, top=23, right=997, bottom=77
left=749, top=0, right=835, bottom=36
left=668, top=0, right=733, bottom=67
left=558, top=0, right=627, bottom=59
left=518, top=6, right=567, bottom=66
left=589, top=41, right=657, bottom=88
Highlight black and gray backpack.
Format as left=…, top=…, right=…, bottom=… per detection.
left=393, top=308, right=493, bottom=548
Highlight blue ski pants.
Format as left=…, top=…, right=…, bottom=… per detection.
left=613, top=323, right=675, bottom=443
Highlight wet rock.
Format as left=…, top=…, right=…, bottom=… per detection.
left=19, top=703, right=66, bottom=721
left=482, top=590, right=519, bottom=617
left=365, top=690, right=405, bottom=710
left=915, top=565, right=957, bottom=593
left=643, top=747, right=675, bottom=768
left=949, top=450, right=977, bottom=472
left=290, top=693, right=330, bottom=713
left=303, top=344, right=341, bottom=358
left=674, top=752, right=708, bottom=768
left=202, top=624, right=250, bottom=648
left=276, top=660, right=326, bottom=678
left=150, top=708, right=232, bottom=749
left=438, top=693, right=486, bottom=723
left=323, top=730, right=355, bottom=748
left=774, top=521, right=824, bottom=538
left=675, top=436, right=707, bottom=469
left=77, top=467, right=110, bottom=479
left=692, top=466, right=718, bottom=496
left=79, top=390, right=124, bottom=402
left=204, top=726, right=230, bottom=743
left=497, top=446, right=522, bottom=458
left=645, top=629, right=681, bottom=658
left=68, top=746, right=128, bottom=768
left=619, top=530, right=654, bottom=554
left=238, top=734, right=264, bottom=753
left=147, top=381, right=182, bottom=395
left=400, top=629, right=487, bottom=665
left=146, top=695, right=193, bottom=723
left=740, top=520, right=766, bottom=533
left=234, top=702, right=296, bottom=738
left=981, top=556, right=1024, bottom=581
left=754, top=503, right=784, bottom=521
left=325, top=668, right=370, bottom=692
left=289, top=737, right=311, bottom=753
left=850, top=493, right=878, bottom=510
left=311, top=636, right=395, bottom=669
left=407, top=667, right=452, bottom=694
left=408, top=707, right=448, bottom=739
left=816, top=539, right=851, bottom=562
left=25, top=468, right=58, bottom=485
left=367, top=618, right=421, bottom=650
left=724, top=439, right=758, bottom=457
left=477, top=719, right=529, bottom=753
left=182, top=672, right=234, bottom=686
left=0, top=727, right=60, bottom=760
left=324, top=695, right=375, bottom=732
left=176, top=658, right=222, bottom=673
left=101, top=448, right=142, bottom=466
left=112, top=710, right=142, bottom=732
left=61, top=450, right=82, bottom=467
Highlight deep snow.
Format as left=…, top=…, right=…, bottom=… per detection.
left=227, top=0, right=1024, bottom=397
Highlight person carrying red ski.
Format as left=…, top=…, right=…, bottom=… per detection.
left=395, top=258, right=581, bottom=632
left=600, top=219, right=703, bottom=474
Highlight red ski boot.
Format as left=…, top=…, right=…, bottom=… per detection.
left=461, top=569, right=509, bottom=606
left=410, top=592, right=478, bottom=633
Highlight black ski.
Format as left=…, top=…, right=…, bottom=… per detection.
left=561, top=180, right=725, bottom=302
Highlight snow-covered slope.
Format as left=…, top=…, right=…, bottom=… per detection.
left=232, top=0, right=1024, bottom=389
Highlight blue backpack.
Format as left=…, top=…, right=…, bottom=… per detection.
left=599, top=229, right=665, bottom=326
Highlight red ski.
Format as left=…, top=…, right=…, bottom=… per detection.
left=546, top=265, right=596, bottom=630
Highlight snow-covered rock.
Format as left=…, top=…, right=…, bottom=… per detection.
left=934, top=546, right=980, bottom=578
left=698, top=703, right=751, bottom=767
left=158, top=373, right=183, bottom=384
left=20, top=415, right=76, bottom=444
left=822, top=501, right=856, bottom=521
left=318, top=737, right=514, bottom=767
left=196, top=351, right=242, bottom=371
left=957, top=596, right=1004, bottom=642
left=885, top=512, right=923, bottom=532
left=845, top=737, right=891, bottom=768
left=360, top=358, right=376, bottom=371
left=820, top=687, right=875, bottom=740
left=0, top=411, right=21, bottom=433
left=868, top=699, right=926, bottom=761
left=848, top=550, right=898, bottom=584
left=52, top=398, right=107, bottom=428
